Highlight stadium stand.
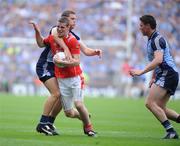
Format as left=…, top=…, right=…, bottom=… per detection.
left=0, top=0, right=179, bottom=97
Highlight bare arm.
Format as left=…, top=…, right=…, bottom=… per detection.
left=130, top=50, right=163, bottom=76
left=141, top=50, right=163, bottom=74
left=29, top=21, right=45, bottom=48
left=52, top=28, right=102, bottom=58
left=63, top=54, right=80, bottom=66
left=80, top=41, right=102, bottom=58
left=54, top=54, right=80, bottom=67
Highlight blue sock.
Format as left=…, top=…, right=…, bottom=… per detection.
left=40, top=115, right=48, bottom=124
left=161, top=120, right=174, bottom=132
left=48, top=116, right=55, bottom=125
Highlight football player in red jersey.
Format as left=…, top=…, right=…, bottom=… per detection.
left=48, top=10, right=101, bottom=135
left=30, top=10, right=101, bottom=136
left=31, top=17, right=96, bottom=137
left=30, top=21, right=72, bottom=136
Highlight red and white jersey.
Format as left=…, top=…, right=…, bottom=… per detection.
left=43, top=33, right=82, bottom=78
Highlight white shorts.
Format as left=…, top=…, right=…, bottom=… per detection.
left=58, top=74, right=84, bottom=111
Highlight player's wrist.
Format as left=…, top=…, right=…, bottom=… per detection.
left=94, top=50, right=98, bottom=55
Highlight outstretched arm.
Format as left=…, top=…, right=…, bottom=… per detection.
left=129, top=50, right=163, bottom=76
left=80, top=41, right=102, bottom=58
left=29, top=21, right=45, bottom=48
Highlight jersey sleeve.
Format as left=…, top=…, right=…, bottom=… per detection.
left=43, top=35, right=50, bottom=46
left=70, top=38, right=80, bottom=54
left=151, top=37, right=166, bottom=51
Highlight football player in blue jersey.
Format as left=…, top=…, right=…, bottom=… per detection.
left=130, top=15, right=179, bottom=139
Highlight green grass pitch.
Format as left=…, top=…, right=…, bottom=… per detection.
left=0, top=93, right=180, bottom=146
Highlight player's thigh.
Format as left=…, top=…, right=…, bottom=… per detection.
left=44, top=77, right=60, bottom=95
left=59, top=86, right=74, bottom=112
left=72, top=88, right=84, bottom=101
left=156, top=93, right=170, bottom=109
left=146, top=83, right=167, bottom=103
left=61, top=95, right=74, bottom=111
left=58, top=78, right=74, bottom=111
left=71, top=75, right=84, bottom=101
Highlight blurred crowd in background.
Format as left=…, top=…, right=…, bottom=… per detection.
left=0, top=0, right=179, bottom=97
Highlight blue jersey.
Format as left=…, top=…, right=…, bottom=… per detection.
left=147, top=31, right=178, bottom=76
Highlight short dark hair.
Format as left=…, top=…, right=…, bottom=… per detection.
left=140, top=15, right=156, bottom=29
left=58, top=17, right=70, bottom=26
left=61, top=10, right=76, bottom=17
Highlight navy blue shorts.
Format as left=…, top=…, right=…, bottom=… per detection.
left=36, top=60, right=55, bottom=83
left=155, top=70, right=179, bottom=95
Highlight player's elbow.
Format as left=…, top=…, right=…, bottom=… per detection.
left=38, top=44, right=45, bottom=48
left=37, top=42, right=45, bottom=48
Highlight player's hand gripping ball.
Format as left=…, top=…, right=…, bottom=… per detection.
left=53, top=52, right=66, bottom=67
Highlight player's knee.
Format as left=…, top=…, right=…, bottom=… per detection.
left=74, top=101, right=84, bottom=110
left=145, top=100, right=157, bottom=110
left=145, top=100, right=153, bottom=110
left=157, top=101, right=165, bottom=110
left=51, top=91, right=61, bottom=99
left=65, top=110, right=74, bottom=118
